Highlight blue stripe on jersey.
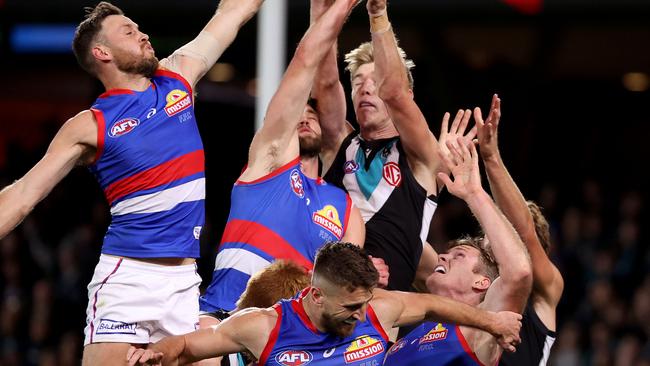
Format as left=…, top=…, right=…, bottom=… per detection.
left=354, top=144, right=389, bottom=200
left=103, top=200, right=203, bottom=258
left=199, top=268, right=252, bottom=312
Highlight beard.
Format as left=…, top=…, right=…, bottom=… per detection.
left=321, top=312, right=357, bottom=338
left=299, top=134, right=322, bottom=158
left=114, top=49, right=159, bottom=78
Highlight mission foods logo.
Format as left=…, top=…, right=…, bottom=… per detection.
left=109, top=118, right=140, bottom=137
left=312, top=205, right=343, bottom=239
left=275, top=350, right=313, bottom=366
left=164, top=89, right=192, bottom=116
left=344, top=336, right=384, bottom=363
left=419, top=323, right=448, bottom=344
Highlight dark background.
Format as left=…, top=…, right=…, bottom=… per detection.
left=0, top=0, right=648, bottom=365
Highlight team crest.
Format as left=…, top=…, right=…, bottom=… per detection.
left=312, top=205, right=343, bottom=239
left=387, top=339, right=407, bottom=355
left=382, top=162, right=402, bottom=187
left=164, top=89, right=192, bottom=116
left=344, top=160, right=359, bottom=174
left=344, top=336, right=385, bottom=363
left=289, top=169, right=305, bottom=198
left=275, top=350, right=313, bottom=366
left=109, top=118, right=140, bottom=138
left=419, top=323, right=448, bottom=344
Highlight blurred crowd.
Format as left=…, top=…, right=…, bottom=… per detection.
left=1, top=136, right=648, bottom=366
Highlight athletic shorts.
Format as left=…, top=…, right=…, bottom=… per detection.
left=84, top=254, right=201, bottom=345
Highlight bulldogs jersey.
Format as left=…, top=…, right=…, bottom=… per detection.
left=383, top=322, right=483, bottom=366
left=323, top=134, right=437, bottom=291
left=200, top=159, right=352, bottom=312
left=89, top=69, right=204, bottom=258
left=257, top=289, right=389, bottom=366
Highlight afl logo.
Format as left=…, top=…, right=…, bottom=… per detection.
left=382, top=162, right=401, bottom=187
left=344, top=160, right=359, bottom=174
left=275, top=350, right=313, bottom=366
left=109, top=118, right=140, bottom=138
left=290, top=169, right=305, bottom=198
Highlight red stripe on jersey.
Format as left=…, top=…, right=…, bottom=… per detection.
left=219, top=219, right=314, bottom=270
left=293, top=288, right=321, bottom=334
left=342, top=195, right=352, bottom=237
left=90, top=108, right=106, bottom=164
left=455, top=326, right=485, bottom=366
left=367, top=304, right=389, bottom=342
left=155, top=69, right=193, bottom=97
left=236, top=156, right=301, bottom=185
left=104, top=150, right=204, bottom=204
left=258, top=304, right=283, bottom=365
left=98, top=89, right=134, bottom=98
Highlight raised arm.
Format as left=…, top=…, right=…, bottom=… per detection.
left=240, top=0, right=359, bottom=182
left=371, top=289, right=522, bottom=352
left=475, top=95, right=564, bottom=314
left=310, top=0, right=353, bottom=173
left=160, top=0, right=264, bottom=87
left=0, top=111, right=97, bottom=239
left=367, top=0, right=440, bottom=193
left=126, top=308, right=276, bottom=366
left=438, top=138, right=532, bottom=314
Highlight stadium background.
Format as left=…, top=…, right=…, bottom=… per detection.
left=0, top=0, right=648, bottom=364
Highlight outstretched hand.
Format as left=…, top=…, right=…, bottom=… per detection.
left=438, top=109, right=477, bottom=169
left=489, top=310, right=522, bottom=353
left=474, top=94, right=501, bottom=162
left=127, top=346, right=164, bottom=366
left=436, top=137, right=482, bottom=201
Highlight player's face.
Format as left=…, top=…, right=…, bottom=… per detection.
left=425, top=245, right=486, bottom=304
left=298, top=105, right=322, bottom=157
left=320, top=286, right=373, bottom=338
left=350, top=62, right=391, bottom=132
left=101, top=15, right=158, bottom=77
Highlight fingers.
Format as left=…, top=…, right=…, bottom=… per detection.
left=465, top=125, right=478, bottom=141
left=473, top=107, right=484, bottom=128
left=458, top=109, right=471, bottom=135
left=439, top=112, right=450, bottom=137
left=437, top=172, right=453, bottom=189
left=449, top=109, right=464, bottom=134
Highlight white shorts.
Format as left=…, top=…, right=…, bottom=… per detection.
left=84, top=254, right=201, bottom=345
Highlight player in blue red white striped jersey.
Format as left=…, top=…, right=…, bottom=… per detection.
left=0, top=1, right=263, bottom=365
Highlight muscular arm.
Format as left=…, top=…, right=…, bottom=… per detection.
left=341, top=205, right=365, bottom=247
left=370, top=289, right=521, bottom=349
left=240, top=0, right=357, bottom=182
left=0, top=111, right=96, bottom=239
left=368, top=1, right=440, bottom=194
left=413, top=242, right=438, bottom=292
left=310, top=0, right=353, bottom=173
left=127, top=308, right=276, bottom=365
left=160, top=0, right=263, bottom=87
left=475, top=98, right=563, bottom=313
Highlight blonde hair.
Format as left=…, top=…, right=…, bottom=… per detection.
left=344, top=42, right=415, bottom=89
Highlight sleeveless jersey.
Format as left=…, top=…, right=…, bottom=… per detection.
left=383, top=322, right=483, bottom=366
left=88, top=69, right=204, bottom=258
left=498, top=302, right=556, bottom=366
left=200, top=159, right=352, bottom=312
left=323, top=134, right=437, bottom=291
left=257, top=289, right=389, bottom=366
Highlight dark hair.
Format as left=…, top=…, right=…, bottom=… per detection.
left=313, top=242, right=378, bottom=292
left=527, top=201, right=552, bottom=254
left=448, top=235, right=499, bottom=282
left=72, top=2, right=124, bottom=76
left=236, top=260, right=310, bottom=309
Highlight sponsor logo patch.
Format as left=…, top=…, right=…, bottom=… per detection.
left=193, top=226, right=202, bottom=239
left=419, top=323, right=448, bottom=344
left=96, top=319, right=137, bottom=335
left=109, top=118, right=140, bottom=137
left=164, top=89, right=192, bottom=116
left=289, top=169, right=305, bottom=198
left=382, top=162, right=402, bottom=187
left=312, top=205, right=343, bottom=239
left=344, top=336, right=384, bottom=363
left=387, top=339, right=407, bottom=355
left=275, top=350, right=313, bottom=365
left=344, top=160, right=359, bottom=174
